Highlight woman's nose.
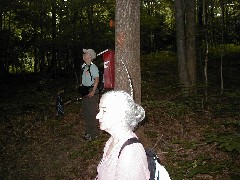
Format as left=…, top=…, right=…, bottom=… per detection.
left=96, top=111, right=102, bottom=120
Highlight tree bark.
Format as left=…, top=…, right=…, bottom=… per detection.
left=39, top=1, right=45, bottom=77
left=186, top=0, right=197, bottom=85
left=115, top=0, right=141, bottom=104
left=87, top=4, right=94, bottom=47
left=51, top=0, right=57, bottom=78
left=174, top=0, right=191, bottom=87
left=33, top=15, right=38, bottom=73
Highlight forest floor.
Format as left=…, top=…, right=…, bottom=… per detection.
left=0, top=51, right=240, bottom=180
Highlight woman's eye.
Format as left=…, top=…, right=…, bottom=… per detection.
left=98, top=107, right=107, bottom=114
left=98, top=109, right=106, bottom=113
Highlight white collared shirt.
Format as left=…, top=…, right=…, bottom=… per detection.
left=81, top=62, right=99, bottom=86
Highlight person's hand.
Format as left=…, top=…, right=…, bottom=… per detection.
left=88, top=90, right=95, bottom=97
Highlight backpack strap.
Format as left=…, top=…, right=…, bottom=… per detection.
left=88, top=64, right=93, bottom=81
left=82, top=63, right=93, bottom=81
left=118, top=137, right=140, bottom=158
left=146, top=150, right=157, bottom=180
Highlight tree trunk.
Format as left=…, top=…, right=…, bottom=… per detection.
left=0, top=9, right=2, bottom=31
left=51, top=0, right=57, bottom=78
left=39, top=1, right=45, bottom=77
left=33, top=18, right=38, bottom=73
left=39, top=1, right=44, bottom=76
left=196, top=0, right=204, bottom=80
left=0, top=10, right=6, bottom=75
left=174, top=0, right=190, bottom=87
left=72, top=6, right=81, bottom=76
left=87, top=4, right=94, bottom=47
left=115, top=0, right=141, bottom=104
left=185, top=0, right=197, bottom=86
left=220, top=1, right=225, bottom=94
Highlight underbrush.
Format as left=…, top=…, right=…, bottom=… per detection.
left=0, top=49, right=239, bottom=179
left=141, top=50, right=240, bottom=179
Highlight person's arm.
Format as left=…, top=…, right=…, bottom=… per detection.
left=88, top=64, right=99, bottom=97
left=88, top=77, right=99, bottom=97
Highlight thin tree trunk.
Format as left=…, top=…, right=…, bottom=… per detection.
left=220, top=1, right=225, bottom=94
left=0, top=10, right=2, bottom=31
left=51, top=0, right=57, bottom=78
left=210, top=0, right=215, bottom=46
left=8, top=10, right=11, bottom=31
left=33, top=18, right=38, bottom=73
left=87, top=4, right=94, bottom=47
left=39, top=1, right=45, bottom=77
left=197, top=0, right=204, bottom=82
left=72, top=4, right=81, bottom=75
left=203, top=0, right=209, bottom=100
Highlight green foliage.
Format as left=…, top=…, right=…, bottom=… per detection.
left=184, top=157, right=235, bottom=178
left=210, top=44, right=240, bottom=56
left=206, top=133, right=240, bottom=153
left=169, top=155, right=221, bottom=179
left=224, top=119, right=240, bottom=126
left=142, top=48, right=240, bottom=179
left=169, top=148, right=238, bottom=179
left=1, top=0, right=117, bottom=74
left=159, top=100, right=189, bottom=116
left=208, top=45, right=240, bottom=71
left=204, top=112, right=240, bottom=154
left=206, top=89, right=240, bottom=116
left=172, top=140, right=199, bottom=150
left=185, top=156, right=211, bottom=178
left=144, top=98, right=189, bottom=118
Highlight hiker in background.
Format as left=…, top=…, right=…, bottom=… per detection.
left=95, top=91, right=150, bottom=180
left=81, top=49, right=99, bottom=141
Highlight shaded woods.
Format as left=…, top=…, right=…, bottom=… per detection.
left=1, top=51, right=239, bottom=179
left=1, top=0, right=240, bottom=179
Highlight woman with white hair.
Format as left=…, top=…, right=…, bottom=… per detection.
left=95, top=91, right=150, bottom=180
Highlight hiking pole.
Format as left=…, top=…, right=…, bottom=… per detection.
left=56, top=90, right=82, bottom=118
left=64, top=97, right=82, bottom=106
left=97, top=49, right=109, bottom=57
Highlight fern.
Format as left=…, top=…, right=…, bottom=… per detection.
left=206, top=133, right=240, bottom=153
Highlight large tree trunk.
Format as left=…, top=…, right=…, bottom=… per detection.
left=186, top=0, right=197, bottom=85
left=174, top=0, right=191, bottom=87
left=197, top=0, right=204, bottom=80
left=174, top=0, right=197, bottom=89
left=115, top=0, right=141, bottom=104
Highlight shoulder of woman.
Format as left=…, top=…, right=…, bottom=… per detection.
left=91, top=63, right=99, bottom=70
left=119, top=142, right=145, bottom=159
left=91, top=63, right=97, bottom=67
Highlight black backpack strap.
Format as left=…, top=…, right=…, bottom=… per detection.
left=88, top=64, right=93, bottom=81
left=118, top=137, right=140, bottom=158
left=146, top=150, right=157, bottom=180
left=82, top=64, right=93, bottom=81
left=81, top=65, right=84, bottom=75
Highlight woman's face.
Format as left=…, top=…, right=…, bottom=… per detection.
left=83, top=53, right=92, bottom=64
left=96, top=95, right=124, bottom=133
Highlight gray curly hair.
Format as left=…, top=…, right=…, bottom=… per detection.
left=101, top=90, right=145, bottom=130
